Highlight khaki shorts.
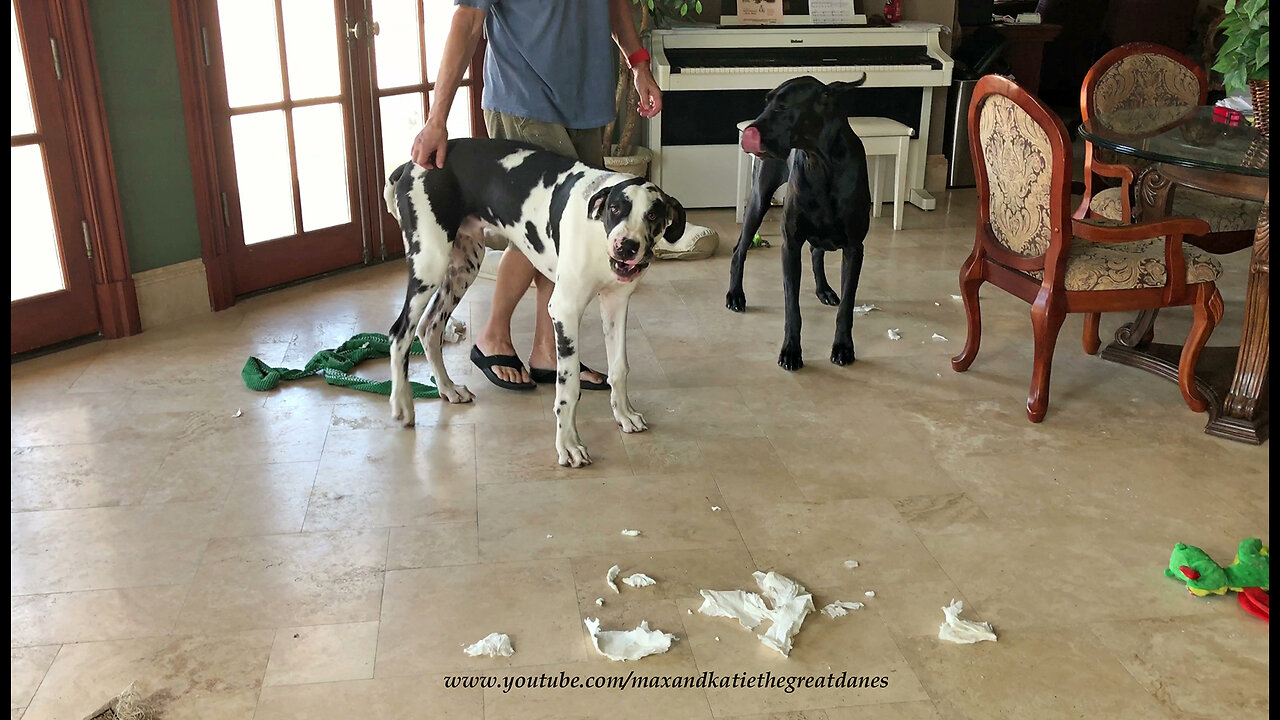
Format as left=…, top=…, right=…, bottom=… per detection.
left=483, top=110, right=605, bottom=168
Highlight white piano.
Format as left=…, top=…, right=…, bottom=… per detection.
left=645, top=20, right=954, bottom=209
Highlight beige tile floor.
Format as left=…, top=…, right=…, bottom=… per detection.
left=10, top=191, right=1269, bottom=720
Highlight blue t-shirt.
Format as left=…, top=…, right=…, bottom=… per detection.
left=457, top=0, right=615, bottom=130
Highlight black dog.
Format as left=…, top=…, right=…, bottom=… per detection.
left=727, top=76, right=872, bottom=371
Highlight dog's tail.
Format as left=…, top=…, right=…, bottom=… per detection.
left=384, top=163, right=407, bottom=222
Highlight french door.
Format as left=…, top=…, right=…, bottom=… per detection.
left=10, top=0, right=99, bottom=353
left=197, top=0, right=483, bottom=296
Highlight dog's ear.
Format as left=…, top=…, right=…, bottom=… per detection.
left=662, top=192, right=686, bottom=243
left=819, top=76, right=867, bottom=117
left=587, top=186, right=612, bottom=221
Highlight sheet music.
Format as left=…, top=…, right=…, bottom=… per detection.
left=737, top=0, right=785, bottom=25
left=809, top=0, right=858, bottom=24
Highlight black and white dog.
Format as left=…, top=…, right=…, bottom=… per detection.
left=727, top=76, right=873, bottom=370
left=383, top=139, right=685, bottom=467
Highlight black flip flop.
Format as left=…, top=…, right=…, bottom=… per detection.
left=470, top=345, right=536, bottom=391
left=529, top=362, right=611, bottom=391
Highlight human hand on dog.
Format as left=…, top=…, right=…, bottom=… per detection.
left=632, top=66, right=662, bottom=119
left=411, top=118, right=449, bottom=169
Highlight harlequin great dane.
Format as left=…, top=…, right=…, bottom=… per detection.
left=383, top=138, right=686, bottom=468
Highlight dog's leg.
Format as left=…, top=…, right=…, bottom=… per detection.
left=389, top=249, right=447, bottom=426
left=831, top=241, right=866, bottom=366
left=811, top=247, right=839, bottom=306
left=417, top=230, right=485, bottom=404
left=727, top=156, right=788, bottom=312
left=548, top=283, right=594, bottom=467
left=599, top=286, right=646, bottom=434
left=778, top=235, right=805, bottom=371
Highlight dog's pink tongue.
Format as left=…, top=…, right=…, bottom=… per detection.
left=741, top=126, right=762, bottom=154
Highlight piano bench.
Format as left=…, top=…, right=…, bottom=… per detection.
left=735, top=118, right=914, bottom=230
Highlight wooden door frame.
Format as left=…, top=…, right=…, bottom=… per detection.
left=172, top=0, right=486, bottom=310
left=13, top=0, right=141, bottom=345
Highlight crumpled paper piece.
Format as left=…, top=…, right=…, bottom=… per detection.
left=821, top=601, right=865, bottom=619
left=698, top=571, right=815, bottom=657
left=622, top=573, right=657, bottom=588
left=938, top=599, right=997, bottom=644
left=931, top=333, right=948, bottom=342
left=606, top=565, right=621, bottom=594
left=887, top=329, right=902, bottom=340
left=843, top=560, right=859, bottom=569
left=852, top=304, right=880, bottom=314
left=443, top=316, right=467, bottom=343
left=620, top=529, right=641, bottom=537
left=584, top=618, right=677, bottom=661
left=463, top=632, right=514, bottom=657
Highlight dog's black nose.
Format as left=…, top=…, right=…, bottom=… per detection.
left=615, top=239, right=640, bottom=260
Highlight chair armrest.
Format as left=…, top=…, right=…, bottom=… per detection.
left=1088, top=159, right=1136, bottom=185
left=1071, top=216, right=1210, bottom=244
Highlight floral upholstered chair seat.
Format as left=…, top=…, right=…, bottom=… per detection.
left=1023, top=218, right=1223, bottom=290
left=1088, top=185, right=1264, bottom=232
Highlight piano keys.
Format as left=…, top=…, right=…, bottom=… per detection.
left=644, top=22, right=954, bottom=209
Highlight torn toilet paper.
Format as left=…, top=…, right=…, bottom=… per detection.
left=938, top=599, right=997, bottom=644
left=620, top=529, right=641, bottom=537
left=595, top=597, right=605, bottom=606
left=443, top=316, right=467, bottom=343
left=931, top=333, right=948, bottom=342
left=698, top=571, right=815, bottom=657
left=852, top=304, right=880, bottom=314
left=843, top=560, right=859, bottom=569
left=622, top=573, right=657, bottom=588
left=584, top=618, right=677, bottom=661
left=606, top=565, right=621, bottom=594
left=821, top=601, right=865, bottom=619
left=463, top=632, right=513, bottom=657
left=887, top=329, right=902, bottom=340
left=864, top=590, right=876, bottom=598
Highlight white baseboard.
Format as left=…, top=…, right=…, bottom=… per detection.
left=132, top=259, right=211, bottom=329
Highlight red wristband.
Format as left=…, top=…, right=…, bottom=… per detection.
left=626, top=48, right=651, bottom=69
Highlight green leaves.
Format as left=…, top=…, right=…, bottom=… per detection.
left=633, top=0, right=701, bottom=25
left=1215, top=0, right=1269, bottom=95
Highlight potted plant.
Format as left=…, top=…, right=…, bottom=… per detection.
left=1212, top=0, right=1269, bottom=135
left=603, top=1, right=706, bottom=176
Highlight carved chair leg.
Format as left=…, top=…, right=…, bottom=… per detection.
left=1027, top=290, right=1066, bottom=423
left=1178, top=284, right=1224, bottom=413
left=1082, top=312, right=1101, bottom=355
left=952, top=251, right=984, bottom=372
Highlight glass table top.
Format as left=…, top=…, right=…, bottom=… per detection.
left=1079, top=105, right=1269, bottom=178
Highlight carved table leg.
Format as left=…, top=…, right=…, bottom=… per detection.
left=1109, top=166, right=1177, bottom=347
left=1211, top=200, right=1270, bottom=442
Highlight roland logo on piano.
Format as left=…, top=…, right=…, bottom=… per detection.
left=790, top=38, right=804, bottom=43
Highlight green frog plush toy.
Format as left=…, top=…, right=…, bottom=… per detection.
left=1165, top=538, right=1269, bottom=596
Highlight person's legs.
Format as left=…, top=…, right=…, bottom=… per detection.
left=474, top=112, right=604, bottom=386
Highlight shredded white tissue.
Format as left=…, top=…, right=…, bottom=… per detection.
left=596, top=597, right=605, bottom=607
left=950, top=294, right=962, bottom=300
left=443, top=317, right=467, bottom=343
left=711, top=506, right=721, bottom=512
left=887, top=329, right=902, bottom=340
left=934, top=302, right=940, bottom=306
left=463, top=632, right=513, bottom=658
left=606, top=565, right=621, bottom=594
left=843, top=560, right=859, bottom=569
left=938, top=599, right=997, bottom=644
left=546, top=534, right=553, bottom=539
left=698, top=571, right=815, bottom=657
left=821, top=601, right=865, bottom=619
left=622, top=573, right=657, bottom=588
left=864, top=591, right=876, bottom=598
left=584, top=618, right=677, bottom=661
left=620, top=529, right=641, bottom=537
left=232, top=409, right=243, bottom=418
left=852, top=304, right=880, bottom=314
left=931, top=333, right=949, bottom=342
left=715, top=636, right=720, bottom=641
left=687, top=609, right=693, bottom=615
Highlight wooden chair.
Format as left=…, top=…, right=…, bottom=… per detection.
left=953, top=74, right=1225, bottom=423
left=1075, top=42, right=1261, bottom=352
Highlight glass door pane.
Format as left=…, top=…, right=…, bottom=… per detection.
left=230, top=110, right=295, bottom=243
left=216, top=0, right=283, bottom=107
left=10, top=0, right=34, bottom=135
left=378, top=92, right=423, bottom=178
left=372, top=0, right=421, bottom=89
left=281, top=0, right=341, bottom=100
left=10, top=144, right=63, bottom=300
left=293, top=102, right=350, bottom=231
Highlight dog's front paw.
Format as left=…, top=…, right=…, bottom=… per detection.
left=439, top=384, right=475, bottom=404
left=390, top=394, right=416, bottom=427
left=614, top=407, right=648, bottom=434
left=556, top=442, right=593, bottom=468
left=830, top=342, right=856, bottom=366
left=778, top=344, right=804, bottom=371
left=815, top=286, right=840, bottom=306
left=726, top=287, right=747, bottom=313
